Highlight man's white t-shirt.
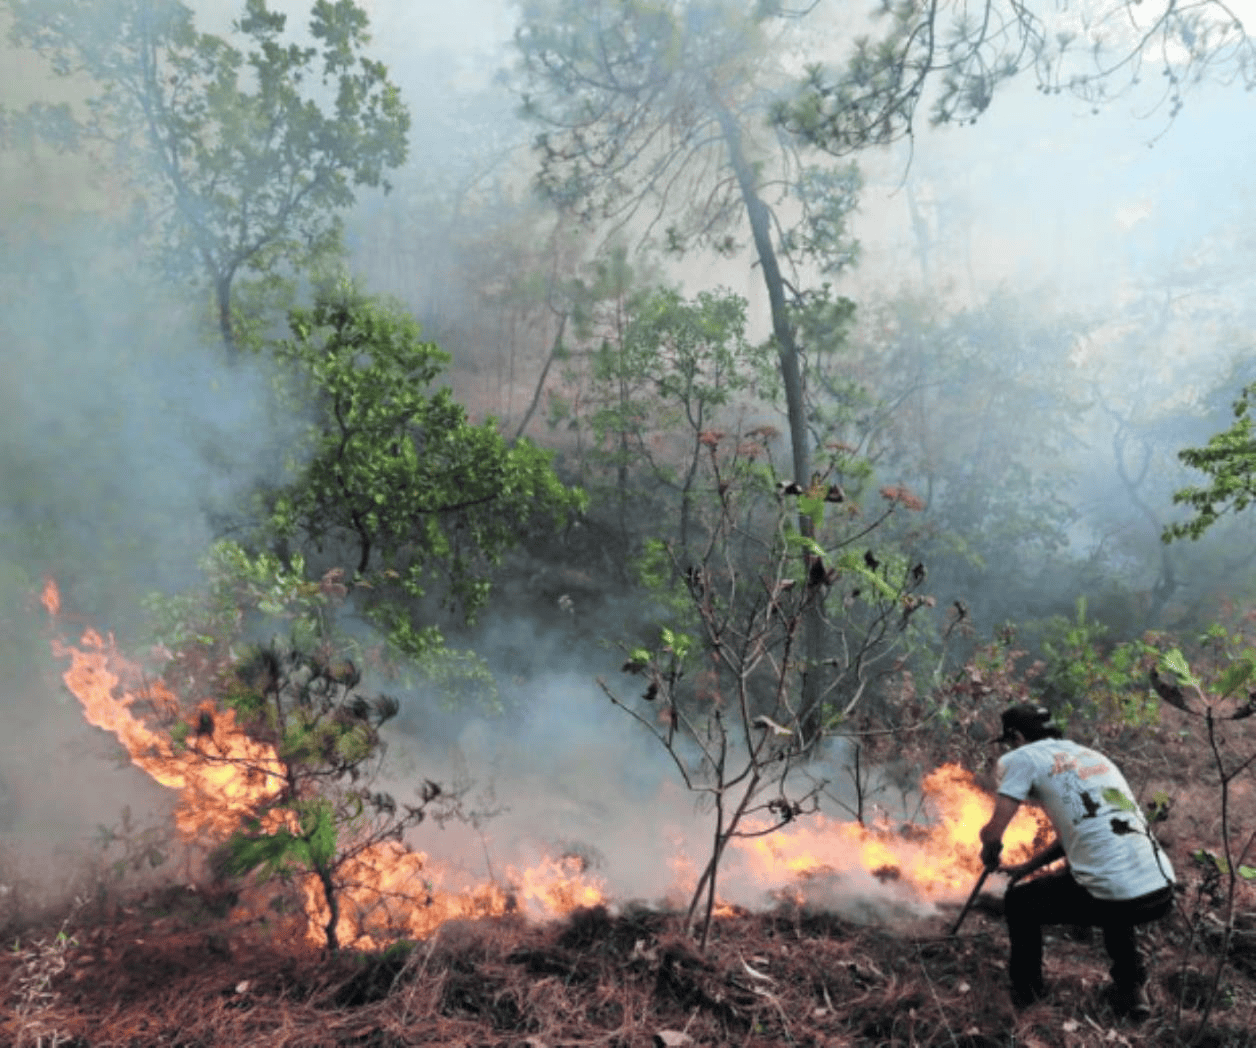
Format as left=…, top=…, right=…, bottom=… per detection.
left=996, top=738, right=1175, bottom=900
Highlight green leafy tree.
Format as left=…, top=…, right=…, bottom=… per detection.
left=596, top=284, right=767, bottom=552
left=267, top=280, right=586, bottom=661
left=1038, top=597, right=1162, bottom=726
left=550, top=255, right=771, bottom=554
left=544, top=245, right=650, bottom=505
left=1165, top=383, right=1256, bottom=542
left=5, top=0, right=409, bottom=354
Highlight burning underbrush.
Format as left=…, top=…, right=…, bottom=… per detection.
left=34, top=581, right=1053, bottom=954
left=3, top=885, right=1255, bottom=1047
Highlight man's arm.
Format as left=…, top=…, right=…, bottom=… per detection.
left=1002, top=839, right=1066, bottom=882
left=979, top=794, right=1021, bottom=869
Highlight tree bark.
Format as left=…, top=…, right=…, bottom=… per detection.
left=712, top=101, right=809, bottom=493
left=514, top=311, right=568, bottom=443
left=316, top=864, right=341, bottom=953
left=713, top=98, right=824, bottom=746
left=216, top=274, right=238, bottom=357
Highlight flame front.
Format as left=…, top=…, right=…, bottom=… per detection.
left=732, top=763, right=1051, bottom=899
left=302, top=849, right=607, bottom=951
left=51, top=627, right=287, bottom=838
left=43, top=582, right=605, bottom=949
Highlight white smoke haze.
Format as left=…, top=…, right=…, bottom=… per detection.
left=380, top=674, right=946, bottom=922
left=3, top=0, right=1256, bottom=929
left=0, top=220, right=290, bottom=908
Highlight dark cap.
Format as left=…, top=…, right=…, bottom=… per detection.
left=997, top=704, right=1055, bottom=743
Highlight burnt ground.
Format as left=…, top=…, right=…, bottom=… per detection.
left=1, top=873, right=1254, bottom=1048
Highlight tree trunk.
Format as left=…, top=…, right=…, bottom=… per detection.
left=712, top=102, right=809, bottom=493
left=316, top=864, right=341, bottom=953
left=514, top=311, right=568, bottom=443
left=713, top=98, right=825, bottom=746
left=216, top=274, right=238, bottom=357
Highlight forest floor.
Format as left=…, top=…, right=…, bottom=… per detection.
left=0, top=864, right=1253, bottom=1048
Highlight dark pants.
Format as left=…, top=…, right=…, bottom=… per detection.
left=1004, top=871, right=1173, bottom=993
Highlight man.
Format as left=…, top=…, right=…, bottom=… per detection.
left=979, top=704, right=1175, bottom=1019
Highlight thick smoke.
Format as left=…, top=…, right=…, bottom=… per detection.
left=0, top=139, right=288, bottom=903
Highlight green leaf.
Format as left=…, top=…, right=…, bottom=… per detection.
left=1103, top=787, right=1137, bottom=813
left=1192, top=848, right=1229, bottom=874
left=835, top=549, right=897, bottom=599
left=797, top=492, right=825, bottom=532
left=660, top=627, right=692, bottom=661
left=300, top=800, right=339, bottom=871
left=1239, top=865, right=1256, bottom=881
left=1160, top=649, right=1200, bottom=689
left=7, top=0, right=410, bottom=356
left=786, top=533, right=827, bottom=562
left=1216, top=652, right=1256, bottom=698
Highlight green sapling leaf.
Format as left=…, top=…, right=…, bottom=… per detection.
left=1160, top=649, right=1200, bottom=690
left=1214, top=651, right=1256, bottom=698
left=797, top=492, right=825, bottom=532
left=1103, top=787, right=1137, bottom=813
left=1192, top=849, right=1229, bottom=874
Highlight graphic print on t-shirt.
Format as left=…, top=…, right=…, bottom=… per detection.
left=1045, top=748, right=1115, bottom=829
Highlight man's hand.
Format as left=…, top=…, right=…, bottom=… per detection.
left=979, top=795, right=1021, bottom=873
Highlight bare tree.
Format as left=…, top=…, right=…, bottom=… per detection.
left=599, top=428, right=931, bottom=948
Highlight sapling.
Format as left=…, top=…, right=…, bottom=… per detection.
left=1147, top=644, right=1256, bottom=1037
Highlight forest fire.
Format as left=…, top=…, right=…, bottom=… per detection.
left=41, top=580, right=606, bottom=949
left=731, top=764, right=1051, bottom=902
left=297, top=844, right=605, bottom=951
left=49, top=626, right=288, bottom=839
left=42, top=579, right=1044, bottom=949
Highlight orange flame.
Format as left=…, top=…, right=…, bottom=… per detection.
left=40, top=577, right=60, bottom=617
left=300, top=848, right=606, bottom=951
left=42, top=580, right=605, bottom=949
left=732, top=763, right=1050, bottom=900
left=50, top=626, right=287, bottom=839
